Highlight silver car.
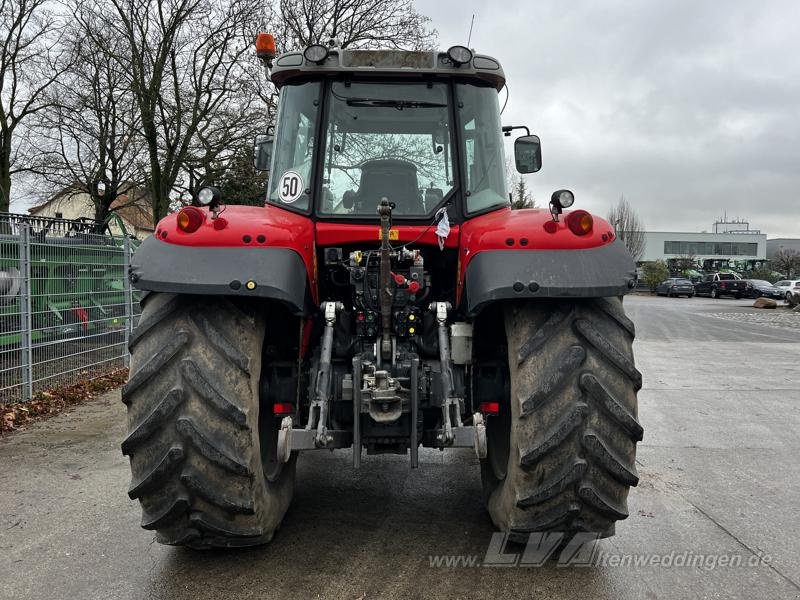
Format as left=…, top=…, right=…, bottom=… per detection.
left=773, top=279, right=800, bottom=301
left=656, top=277, right=695, bottom=298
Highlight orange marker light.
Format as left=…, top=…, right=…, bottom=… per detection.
left=566, top=210, right=594, bottom=236
left=256, top=33, right=276, bottom=59
left=176, top=207, right=204, bottom=233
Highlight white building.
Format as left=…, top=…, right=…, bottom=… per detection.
left=27, top=185, right=154, bottom=238
left=640, top=231, right=767, bottom=270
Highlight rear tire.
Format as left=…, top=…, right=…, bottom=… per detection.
left=121, top=293, right=296, bottom=549
left=710, top=287, right=718, bottom=299
left=481, top=297, right=642, bottom=543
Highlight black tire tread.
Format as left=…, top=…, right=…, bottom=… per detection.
left=484, top=298, right=641, bottom=539
left=122, top=293, right=295, bottom=549
left=122, top=331, right=189, bottom=401
left=121, top=388, right=184, bottom=455
left=128, top=295, right=183, bottom=351
left=176, top=416, right=252, bottom=477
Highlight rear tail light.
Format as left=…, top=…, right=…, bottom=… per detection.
left=565, top=210, right=593, bottom=236
left=273, top=402, right=294, bottom=415
left=479, top=402, right=500, bottom=415
left=176, top=207, right=204, bottom=233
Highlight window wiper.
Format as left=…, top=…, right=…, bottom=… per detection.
left=343, top=97, right=447, bottom=109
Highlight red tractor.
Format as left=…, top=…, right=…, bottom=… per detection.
left=122, top=37, right=642, bottom=549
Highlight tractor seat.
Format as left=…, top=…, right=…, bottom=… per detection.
left=351, top=159, right=423, bottom=215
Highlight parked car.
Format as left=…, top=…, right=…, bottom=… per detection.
left=788, top=290, right=800, bottom=307
left=773, top=280, right=800, bottom=301
left=694, top=272, right=747, bottom=299
left=656, top=277, right=695, bottom=297
left=743, top=279, right=784, bottom=300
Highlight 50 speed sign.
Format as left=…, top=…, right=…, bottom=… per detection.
left=278, top=171, right=304, bottom=204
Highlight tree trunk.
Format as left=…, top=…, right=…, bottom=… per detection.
left=146, top=174, right=171, bottom=226
left=0, top=138, right=11, bottom=213
left=93, top=196, right=112, bottom=233
left=0, top=172, right=11, bottom=214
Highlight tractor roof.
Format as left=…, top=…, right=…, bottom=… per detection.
left=270, top=49, right=506, bottom=91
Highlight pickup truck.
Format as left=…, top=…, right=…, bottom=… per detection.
left=694, top=273, right=747, bottom=299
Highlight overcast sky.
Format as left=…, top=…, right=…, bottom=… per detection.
left=12, top=1, right=797, bottom=237
left=421, top=0, right=800, bottom=237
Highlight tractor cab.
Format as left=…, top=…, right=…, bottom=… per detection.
left=256, top=43, right=541, bottom=223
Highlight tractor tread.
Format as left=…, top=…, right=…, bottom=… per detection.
left=508, top=502, right=582, bottom=542
left=188, top=310, right=251, bottom=375
left=519, top=345, right=586, bottom=417
left=158, top=527, right=201, bottom=546
left=484, top=298, right=641, bottom=543
left=180, top=466, right=254, bottom=514
left=578, top=484, right=629, bottom=520
left=122, top=294, right=296, bottom=549
left=189, top=511, right=264, bottom=538
left=519, top=403, right=587, bottom=468
left=121, top=388, right=184, bottom=455
left=127, top=444, right=185, bottom=499
left=180, top=359, right=248, bottom=426
left=128, top=295, right=183, bottom=351
left=176, top=416, right=252, bottom=477
left=582, top=429, right=639, bottom=486
left=579, top=373, right=644, bottom=442
left=573, top=318, right=642, bottom=390
left=141, top=495, right=190, bottom=530
left=516, top=460, right=587, bottom=508
left=591, top=298, right=636, bottom=338
left=517, top=306, right=573, bottom=365
left=122, top=331, right=189, bottom=402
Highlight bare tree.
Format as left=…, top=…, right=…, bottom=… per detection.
left=31, top=4, right=146, bottom=228
left=85, top=0, right=265, bottom=222
left=673, top=253, right=697, bottom=274
left=0, top=0, right=68, bottom=212
left=177, top=95, right=264, bottom=200
left=608, top=195, right=646, bottom=261
left=770, top=248, right=800, bottom=278
left=275, top=0, right=437, bottom=51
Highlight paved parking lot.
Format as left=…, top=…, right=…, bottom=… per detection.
left=1, top=295, right=799, bottom=599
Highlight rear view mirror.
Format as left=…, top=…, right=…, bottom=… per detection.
left=514, top=135, right=542, bottom=174
left=253, top=134, right=274, bottom=171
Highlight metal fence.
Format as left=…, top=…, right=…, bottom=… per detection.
left=0, top=215, right=140, bottom=403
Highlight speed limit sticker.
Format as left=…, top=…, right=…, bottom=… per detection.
left=278, top=170, right=304, bottom=203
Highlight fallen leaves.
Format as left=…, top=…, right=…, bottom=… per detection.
left=0, top=370, right=128, bottom=435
